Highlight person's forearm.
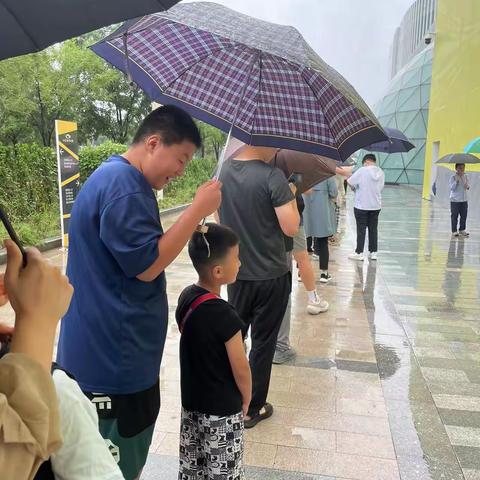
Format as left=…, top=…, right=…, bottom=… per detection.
left=137, top=205, right=203, bottom=282
left=290, top=199, right=300, bottom=227
left=10, top=317, right=56, bottom=372
left=233, top=363, right=252, bottom=407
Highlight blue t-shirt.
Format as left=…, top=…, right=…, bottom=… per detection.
left=57, top=155, right=168, bottom=394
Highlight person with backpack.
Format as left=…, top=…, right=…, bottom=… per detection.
left=176, top=224, right=251, bottom=479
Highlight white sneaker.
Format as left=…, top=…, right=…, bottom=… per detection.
left=369, top=252, right=378, bottom=260
left=459, top=230, right=470, bottom=237
left=312, top=253, right=319, bottom=260
left=348, top=252, right=364, bottom=261
left=307, top=298, right=329, bottom=315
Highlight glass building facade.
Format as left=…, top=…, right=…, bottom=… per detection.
left=370, top=0, right=437, bottom=185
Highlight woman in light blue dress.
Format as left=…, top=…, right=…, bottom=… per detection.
left=303, top=177, right=338, bottom=283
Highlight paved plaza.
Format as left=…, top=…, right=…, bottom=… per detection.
left=2, top=185, right=479, bottom=480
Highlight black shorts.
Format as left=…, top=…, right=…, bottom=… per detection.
left=84, top=380, right=160, bottom=480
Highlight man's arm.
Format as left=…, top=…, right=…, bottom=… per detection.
left=137, top=180, right=221, bottom=282
left=275, top=201, right=300, bottom=237
left=449, top=175, right=459, bottom=191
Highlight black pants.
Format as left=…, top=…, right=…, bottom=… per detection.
left=228, top=273, right=291, bottom=416
left=354, top=208, right=380, bottom=254
left=451, top=201, right=468, bottom=232
left=314, top=236, right=329, bottom=271
left=307, top=236, right=313, bottom=252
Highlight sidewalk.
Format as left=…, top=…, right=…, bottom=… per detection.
left=2, top=185, right=479, bottom=480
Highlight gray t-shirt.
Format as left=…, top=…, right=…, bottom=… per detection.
left=219, top=159, right=294, bottom=281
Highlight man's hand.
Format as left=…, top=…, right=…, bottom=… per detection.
left=191, top=180, right=222, bottom=219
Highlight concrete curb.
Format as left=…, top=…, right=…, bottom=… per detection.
left=0, top=203, right=190, bottom=265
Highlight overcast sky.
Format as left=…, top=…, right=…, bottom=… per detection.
left=186, top=0, right=415, bottom=107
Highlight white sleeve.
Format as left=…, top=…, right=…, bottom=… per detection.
left=52, top=370, right=124, bottom=480
left=347, top=169, right=360, bottom=186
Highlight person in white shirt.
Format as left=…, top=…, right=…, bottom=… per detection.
left=347, top=154, right=385, bottom=261
left=449, top=163, right=470, bottom=237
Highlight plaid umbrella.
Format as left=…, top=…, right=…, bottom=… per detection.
left=92, top=1, right=386, bottom=161
left=364, top=127, right=415, bottom=154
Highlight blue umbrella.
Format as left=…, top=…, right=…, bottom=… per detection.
left=464, top=137, right=480, bottom=154
left=364, top=127, right=415, bottom=154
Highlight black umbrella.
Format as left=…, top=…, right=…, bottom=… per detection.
left=0, top=0, right=180, bottom=61
left=0, top=0, right=181, bottom=263
left=363, top=127, right=415, bottom=154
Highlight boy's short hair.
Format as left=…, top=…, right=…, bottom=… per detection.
left=188, top=223, right=239, bottom=276
left=132, top=105, right=202, bottom=148
left=455, top=163, right=465, bottom=169
left=362, top=153, right=377, bottom=164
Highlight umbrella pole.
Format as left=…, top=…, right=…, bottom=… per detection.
left=214, top=51, right=259, bottom=180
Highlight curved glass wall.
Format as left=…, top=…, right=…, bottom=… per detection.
left=372, top=46, right=433, bottom=185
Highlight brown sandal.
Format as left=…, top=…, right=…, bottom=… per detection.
left=244, top=403, right=273, bottom=429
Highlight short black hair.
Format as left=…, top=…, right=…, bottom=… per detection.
left=455, top=163, right=465, bottom=169
left=132, top=105, right=201, bottom=148
left=188, top=223, right=239, bottom=277
left=362, top=153, right=377, bottom=164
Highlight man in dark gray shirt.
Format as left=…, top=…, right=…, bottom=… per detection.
left=219, top=145, right=299, bottom=428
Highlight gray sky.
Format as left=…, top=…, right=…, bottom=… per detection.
left=186, top=0, right=415, bottom=107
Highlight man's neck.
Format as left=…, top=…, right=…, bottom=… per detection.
left=122, top=146, right=143, bottom=174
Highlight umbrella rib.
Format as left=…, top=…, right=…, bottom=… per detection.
left=1, top=1, right=40, bottom=51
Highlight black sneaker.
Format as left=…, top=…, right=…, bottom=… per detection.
left=320, top=273, right=332, bottom=283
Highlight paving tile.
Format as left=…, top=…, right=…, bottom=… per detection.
left=336, top=431, right=396, bottom=459
left=433, top=394, right=480, bottom=412
left=244, top=441, right=277, bottom=468
left=245, top=423, right=335, bottom=451
left=463, top=469, right=480, bottom=480
left=438, top=408, right=480, bottom=428
left=397, top=455, right=465, bottom=480
left=454, top=446, right=480, bottom=469
left=336, top=397, right=388, bottom=418
left=446, top=425, right=480, bottom=448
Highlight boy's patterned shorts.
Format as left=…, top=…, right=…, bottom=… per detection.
left=179, top=408, right=245, bottom=480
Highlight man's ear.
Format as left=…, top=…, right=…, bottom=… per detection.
left=145, top=134, right=161, bottom=152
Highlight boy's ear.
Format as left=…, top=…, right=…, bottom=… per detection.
left=212, top=265, right=222, bottom=278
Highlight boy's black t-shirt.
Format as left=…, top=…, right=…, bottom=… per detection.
left=176, top=284, right=245, bottom=416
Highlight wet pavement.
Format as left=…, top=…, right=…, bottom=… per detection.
left=2, top=185, right=479, bottom=479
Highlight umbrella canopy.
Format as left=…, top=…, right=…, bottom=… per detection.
left=436, top=153, right=480, bottom=165
left=0, top=0, right=180, bottom=61
left=225, top=138, right=337, bottom=194
left=272, top=150, right=337, bottom=194
left=464, top=137, right=480, bottom=154
left=92, top=1, right=386, bottom=160
left=363, top=127, right=415, bottom=154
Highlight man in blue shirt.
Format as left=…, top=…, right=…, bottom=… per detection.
left=57, top=105, right=221, bottom=480
left=450, top=163, right=470, bottom=237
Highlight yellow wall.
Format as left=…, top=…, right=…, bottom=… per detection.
left=422, top=0, right=480, bottom=198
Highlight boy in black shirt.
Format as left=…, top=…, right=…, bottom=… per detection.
left=176, top=223, right=252, bottom=480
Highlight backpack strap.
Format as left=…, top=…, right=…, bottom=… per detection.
left=179, top=293, right=220, bottom=333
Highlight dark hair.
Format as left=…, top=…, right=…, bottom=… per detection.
left=188, top=223, right=239, bottom=276
left=455, top=163, right=465, bottom=169
left=362, top=153, right=377, bottom=164
left=132, top=105, right=201, bottom=148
